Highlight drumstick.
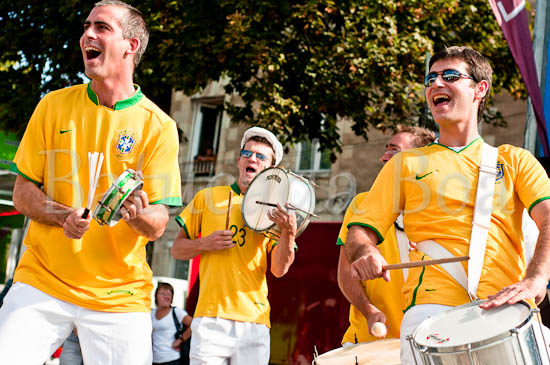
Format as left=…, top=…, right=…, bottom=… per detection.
left=255, top=200, right=320, bottom=219
left=225, top=191, right=232, bottom=230
left=83, top=152, right=104, bottom=219
left=383, top=256, right=469, bottom=270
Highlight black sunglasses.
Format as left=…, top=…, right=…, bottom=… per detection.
left=424, top=69, right=474, bottom=87
left=240, top=149, right=269, bottom=162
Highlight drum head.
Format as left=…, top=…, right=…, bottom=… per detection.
left=242, top=167, right=289, bottom=232
left=413, top=301, right=532, bottom=348
left=315, top=339, right=401, bottom=365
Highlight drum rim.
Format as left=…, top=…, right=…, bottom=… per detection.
left=93, top=169, right=143, bottom=225
left=241, top=166, right=288, bottom=233
left=412, top=300, right=533, bottom=353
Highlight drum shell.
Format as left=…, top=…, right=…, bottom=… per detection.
left=411, top=301, right=543, bottom=365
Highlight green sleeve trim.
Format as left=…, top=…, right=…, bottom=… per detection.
left=270, top=241, right=298, bottom=253
left=528, top=197, right=550, bottom=215
left=346, top=222, right=384, bottom=244
left=336, top=237, right=344, bottom=246
left=9, top=163, right=41, bottom=186
left=174, top=217, right=191, bottom=239
left=151, top=196, right=182, bottom=207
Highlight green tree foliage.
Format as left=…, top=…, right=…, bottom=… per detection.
left=1, top=0, right=522, bottom=157
left=0, top=0, right=171, bottom=135
left=149, top=0, right=521, bottom=158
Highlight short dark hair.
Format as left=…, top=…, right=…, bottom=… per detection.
left=154, top=282, right=174, bottom=306
left=243, top=135, right=276, bottom=166
left=396, top=125, right=436, bottom=148
left=429, top=46, right=493, bottom=123
left=94, top=0, right=149, bottom=68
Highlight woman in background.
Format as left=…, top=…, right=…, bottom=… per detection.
left=152, top=282, right=192, bottom=365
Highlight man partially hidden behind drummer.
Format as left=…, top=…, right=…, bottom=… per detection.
left=171, top=126, right=298, bottom=364
left=0, top=1, right=182, bottom=363
left=337, top=126, right=435, bottom=345
left=345, top=46, right=550, bottom=364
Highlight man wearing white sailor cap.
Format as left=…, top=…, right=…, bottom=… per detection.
left=172, top=126, right=297, bottom=364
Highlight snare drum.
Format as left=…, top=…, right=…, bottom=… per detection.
left=313, top=339, right=401, bottom=365
left=242, top=167, right=315, bottom=239
left=93, top=169, right=144, bottom=227
left=410, top=300, right=547, bottom=364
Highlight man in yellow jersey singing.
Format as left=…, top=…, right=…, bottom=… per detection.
left=0, top=1, right=181, bottom=363
left=345, top=46, right=550, bottom=364
left=338, top=126, right=435, bottom=346
left=171, top=127, right=297, bottom=365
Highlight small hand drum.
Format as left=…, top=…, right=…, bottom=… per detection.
left=93, top=169, right=144, bottom=227
left=242, top=167, right=316, bottom=239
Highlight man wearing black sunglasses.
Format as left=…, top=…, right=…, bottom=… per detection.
left=345, top=46, right=550, bottom=364
left=171, top=127, right=297, bottom=364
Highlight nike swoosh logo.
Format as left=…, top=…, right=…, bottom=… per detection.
left=415, top=172, right=434, bottom=180
left=60, top=129, right=72, bottom=134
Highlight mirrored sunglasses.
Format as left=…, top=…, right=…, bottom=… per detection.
left=424, top=69, right=474, bottom=87
left=240, top=149, right=269, bottom=162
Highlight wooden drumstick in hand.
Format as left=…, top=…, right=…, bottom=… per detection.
left=383, top=256, right=469, bottom=270
left=225, top=191, right=232, bottom=230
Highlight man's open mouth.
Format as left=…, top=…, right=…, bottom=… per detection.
left=85, top=46, right=102, bottom=60
left=246, top=167, right=256, bottom=173
left=433, top=94, right=451, bottom=106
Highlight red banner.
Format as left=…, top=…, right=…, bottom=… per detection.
left=488, top=0, right=549, bottom=156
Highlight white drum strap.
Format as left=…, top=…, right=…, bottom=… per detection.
left=395, top=214, right=410, bottom=281
left=416, top=143, right=498, bottom=301
left=468, top=143, right=498, bottom=299
left=416, top=240, right=468, bottom=292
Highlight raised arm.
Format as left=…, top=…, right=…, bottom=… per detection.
left=269, top=204, right=297, bottom=278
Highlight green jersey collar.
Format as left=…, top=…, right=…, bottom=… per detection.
left=429, top=137, right=483, bottom=153
left=231, top=182, right=242, bottom=195
left=87, top=83, right=143, bottom=110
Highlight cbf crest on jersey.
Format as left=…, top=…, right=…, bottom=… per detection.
left=112, top=129, right=140, bottom=161
left=496, top=162, right=504, bottom=182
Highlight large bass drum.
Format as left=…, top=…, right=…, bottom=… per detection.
left=242, top=167, right=315, bottom=239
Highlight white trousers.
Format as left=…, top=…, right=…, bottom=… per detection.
left=400, top=303, right=550, bottom=365
left=0, top=282, right=152, bottom=365
left=190, top=316, right=270, bottom=365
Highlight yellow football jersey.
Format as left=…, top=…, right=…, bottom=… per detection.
left=176, top=183, right=276, bottom=327
left=349, top=138, right=550, bottom=309
left=11, top=83, right=182, bottom=312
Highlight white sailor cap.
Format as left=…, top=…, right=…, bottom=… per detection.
left=240, top=127, right=283, bottom=166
